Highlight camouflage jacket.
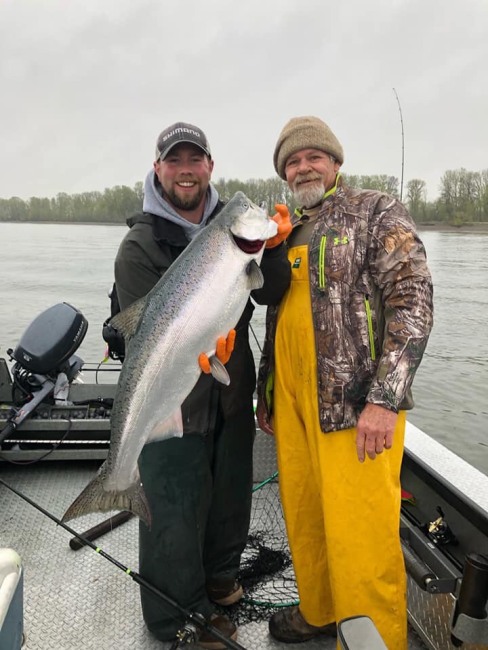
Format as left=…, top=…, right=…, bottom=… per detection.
left=257, top=182, right=434, bottom=432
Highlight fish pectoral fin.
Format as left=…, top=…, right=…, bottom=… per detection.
left=209, top=356, right=231, bottom=386
left=148, top=409, right=184, bottom=442
left=110, top=297, right=146, bottom=340
left=246, top=259, right=264, bottom=290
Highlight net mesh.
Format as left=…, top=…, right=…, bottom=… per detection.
left=222, top=473, right=299, bottom=626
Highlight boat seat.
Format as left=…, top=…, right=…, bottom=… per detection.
left=337, top=615, right=388, bottom=650
left=0, top=548, right=23, bottom=650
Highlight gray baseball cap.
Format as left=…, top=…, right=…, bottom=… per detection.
left=155, top=122, right=211, bottom=160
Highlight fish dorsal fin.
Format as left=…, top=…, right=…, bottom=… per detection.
left=147, top=408, right=184, bottom=442
left=110, top=297, right=146, bottom=340
left=246, top=259, right=264, bottom=291
left=209, top=356, right=231, bottom=386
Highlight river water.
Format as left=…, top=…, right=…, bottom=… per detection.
left=1, top=222, right=487, bottom=474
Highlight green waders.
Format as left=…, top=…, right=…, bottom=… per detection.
left=138, top=403, right=255, bottom=641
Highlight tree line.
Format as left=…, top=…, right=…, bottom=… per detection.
left=1, top=168, right=487, bottom=224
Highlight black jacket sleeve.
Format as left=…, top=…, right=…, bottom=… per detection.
left=251, top=243, right=291, bottom=306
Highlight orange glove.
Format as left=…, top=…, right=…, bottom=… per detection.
left=265, top=204, right=292, bottom=248
left=198, top=329, right=236, bottom=373
left=215, top=328, right=236, bottom=364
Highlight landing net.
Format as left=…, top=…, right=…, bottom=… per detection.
left=224, top=472, right=299, bottom=625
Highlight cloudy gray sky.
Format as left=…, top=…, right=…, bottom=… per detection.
left=1, top=0, right=486, bottom=202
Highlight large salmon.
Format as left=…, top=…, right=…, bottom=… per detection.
left=62, top=192, right=277, bottom=526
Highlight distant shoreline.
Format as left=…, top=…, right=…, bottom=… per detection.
left=1, top=220, right=488, bottom=233
left=417, top=222, right=488, bottom=234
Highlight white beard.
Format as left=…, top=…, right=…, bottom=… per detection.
left=293, top=181, right=325, bottom=209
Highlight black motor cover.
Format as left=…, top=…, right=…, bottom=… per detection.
left=11, top=303, right=88, bottom=374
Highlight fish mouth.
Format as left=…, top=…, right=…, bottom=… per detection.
left=232, top=235, right=264, bottom=254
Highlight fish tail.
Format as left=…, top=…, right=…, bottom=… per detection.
left=61, top=474, right=152, bottom=528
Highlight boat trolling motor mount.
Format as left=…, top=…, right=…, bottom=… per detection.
left=451, top=552, right=488, bottom=646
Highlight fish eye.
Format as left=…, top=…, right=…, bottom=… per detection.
left=242, top=202, right=249, bottom=210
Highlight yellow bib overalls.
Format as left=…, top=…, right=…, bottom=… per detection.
left=273, top=244, right=408, bottom=650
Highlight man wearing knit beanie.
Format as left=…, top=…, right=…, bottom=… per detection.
left=257, top=116, right=433, bottom=649
left=273, top=116, right=344, bottom=211
left=273, top=115, right=344, bottom=179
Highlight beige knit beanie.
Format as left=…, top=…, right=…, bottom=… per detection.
left=273, top=116, right=344, bottom=180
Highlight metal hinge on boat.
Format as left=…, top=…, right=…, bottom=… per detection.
left=400, top=517, right=460, bottom=594
left=401, top=515, right=488, bottom=647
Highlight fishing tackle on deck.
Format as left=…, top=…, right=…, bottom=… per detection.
left=0, top=478, right=246, bottom=650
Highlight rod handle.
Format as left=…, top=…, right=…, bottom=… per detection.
left=69, top=511, right=133, bottom=550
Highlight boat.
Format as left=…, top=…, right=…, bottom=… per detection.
left=1, top=303, right=487, bottom=649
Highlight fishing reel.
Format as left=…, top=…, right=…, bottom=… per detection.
left=170, top=622, right=198, bottom=648
left=426, top=506, right=458, bottom=547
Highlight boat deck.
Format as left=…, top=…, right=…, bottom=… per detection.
left=0, top=432, right=435, bottom=650
left=3, top=362, right=488, bottom=650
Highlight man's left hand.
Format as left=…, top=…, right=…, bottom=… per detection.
left=265, top=204, right=292, bottom=248
left=356, top=403, right=398, bottom=462
left=198, top=329, right=236, bottom=373
left=215, top=329, right=236, bottom=364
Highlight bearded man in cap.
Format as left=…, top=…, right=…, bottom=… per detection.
left=257, top=116, right=434, bottom=649
left=111, top=121, right=291, bottom=648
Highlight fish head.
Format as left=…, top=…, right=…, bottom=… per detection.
left=222, top=191, right=278, bottom=254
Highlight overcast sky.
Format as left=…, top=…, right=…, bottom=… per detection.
left=1, top=0, right=486, bottom=202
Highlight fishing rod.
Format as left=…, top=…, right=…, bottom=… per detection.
left=392, top=87, right=405, bottom=202
left=249, top=322, right=263, bottom=355
left=0, top=478, right=247, bottom=650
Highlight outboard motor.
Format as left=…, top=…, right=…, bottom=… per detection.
left=0, top=303, right=88, bottom=446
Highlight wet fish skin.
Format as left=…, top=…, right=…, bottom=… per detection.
left=62, top=192, right=278, bottom=526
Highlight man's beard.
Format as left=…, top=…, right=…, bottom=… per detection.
left=293, top=177, right=325, bottom=209
left=165, top=181, right=206, bottom=211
